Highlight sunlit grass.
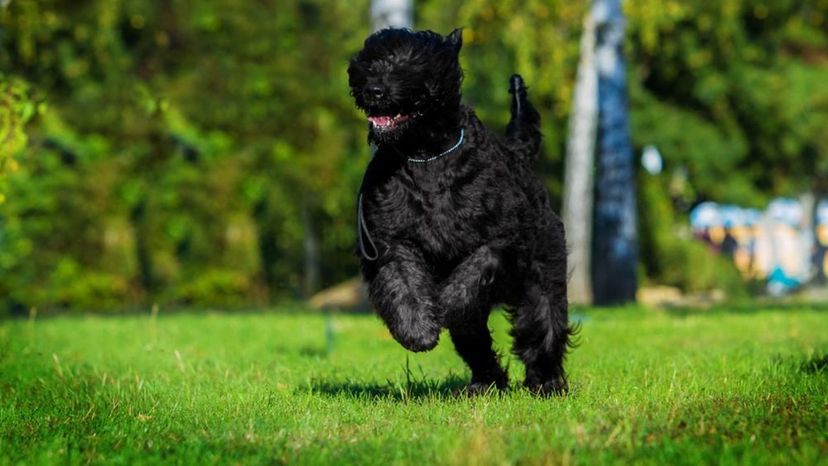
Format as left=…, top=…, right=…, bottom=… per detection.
left=1, top=306, right=826, bottom=465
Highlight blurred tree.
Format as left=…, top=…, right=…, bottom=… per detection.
left=0, top=0, right=371, bottom=310
left=592, top=0, right=638, bottom=305
left=372, top=0, right=412, bottom=31
left=0, top=75, right=32, bottom=202
left=0, top=0, right=826, bottom=311
left=627, top=0, right=828, bottom=203
left=562, top=9, right=598, bottom=305
left=627, top=0, right=828, bottom=291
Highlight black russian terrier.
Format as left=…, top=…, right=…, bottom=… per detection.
left=348, top=28, right=573, bottom=395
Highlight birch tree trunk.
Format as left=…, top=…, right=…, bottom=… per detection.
left=562, top=10, right=598, bottom=305
left=592, top=0, right=638, bottom=304
left=371, top=0, right=412, bottom=31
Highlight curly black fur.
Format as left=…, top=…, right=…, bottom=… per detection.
left=348, top=28, right=574, bottom=395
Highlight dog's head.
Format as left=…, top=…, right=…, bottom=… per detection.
left=348, top=28, right=463, bottom=144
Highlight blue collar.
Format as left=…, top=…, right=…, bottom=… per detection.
left=406, top=128, right=465, bottom=163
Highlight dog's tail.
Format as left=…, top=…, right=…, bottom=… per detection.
left=506, top=74, right=542, bottom=164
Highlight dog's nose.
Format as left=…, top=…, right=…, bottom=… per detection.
left=365, top=84, right=386, bottom=100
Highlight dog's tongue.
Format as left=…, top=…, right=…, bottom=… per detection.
left=368, top=116, right=393, bottom=126
left=368, top=114, right=409, bottom=128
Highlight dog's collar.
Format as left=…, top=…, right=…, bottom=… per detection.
left=404, top=128, right=465, bottom=163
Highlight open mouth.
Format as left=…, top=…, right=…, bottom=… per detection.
left=368, top=114, right=410, bottom=130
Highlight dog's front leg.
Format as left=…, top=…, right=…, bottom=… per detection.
left=367, top=245, right=443, bottom=352
left=439, top=245, right=500, bottom=327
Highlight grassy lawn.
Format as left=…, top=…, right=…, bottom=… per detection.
left=1, top=306, right=826, bottom=465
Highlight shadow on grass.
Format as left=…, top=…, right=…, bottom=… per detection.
left=300, top=374, right=471, bottom=401
left=270, top=344, right=328, bottom=358
left=770, top=351, right=828, bottom=377
left=799, top=352, right=828, bottom=375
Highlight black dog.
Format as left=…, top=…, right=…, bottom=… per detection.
left=348, top=28, right=573, bottom=395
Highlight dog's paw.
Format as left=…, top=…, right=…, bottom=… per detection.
left=453, top=381, right=505, bottom=397
left=394, top=328, right=440, bottom=353
left=454, top=370, right=508, bottom=397
left=383, top=302, right=443, bottom=352
left=525, top=377, right=568, bottom=397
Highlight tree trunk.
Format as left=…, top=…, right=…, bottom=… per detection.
left=799, top=191, right=815, bottom=283
left=562, top=10, right=598, bottom=305
left=592, top=0, right=638, bottom=305
left=301, top=199, right=320, bottom=296
left=371, top=0, right=412, bottom=31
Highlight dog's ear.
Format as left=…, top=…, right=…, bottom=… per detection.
left=447, top=28, right=463, bottom=53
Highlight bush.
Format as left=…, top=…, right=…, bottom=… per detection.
left=638, top=173, right=748, bottom=299
left=167, top=269, right=257, bottom=308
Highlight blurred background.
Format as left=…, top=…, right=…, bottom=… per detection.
left=1, top=0, right=827, bottom=314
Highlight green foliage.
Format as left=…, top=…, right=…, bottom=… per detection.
left=1, top=308, right=826, bottom=464
left=1, top=0, right=827, bottom=310
left=627, top=0, right=828, bottom=198
left=626, top=0, right=828, bottom=288
left=0, top=0, right=371, bottom=310
left=0, top=75, right=34, bottom=202
left=638, top=174, right=748, bottom=298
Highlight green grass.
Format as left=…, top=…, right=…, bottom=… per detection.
left=1, top=306, right=827, bottom=465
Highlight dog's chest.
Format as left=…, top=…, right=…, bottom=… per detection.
left=418, top=189, right=477, bottom=247
left=372, top=173, right=487, bottom=257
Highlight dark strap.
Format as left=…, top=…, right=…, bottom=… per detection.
left=357, top=193, right=379, bottom=261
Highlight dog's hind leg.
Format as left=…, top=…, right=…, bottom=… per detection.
left=506, top=74, right=542, bottom=163
left=510, top=277, right=571, bottom=396
left=449, top=314, right=508, bottom=393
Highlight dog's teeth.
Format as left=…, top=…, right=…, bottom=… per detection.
left=368, top=115, right=408, bottom=128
